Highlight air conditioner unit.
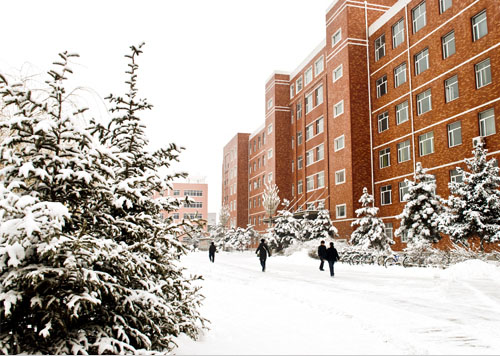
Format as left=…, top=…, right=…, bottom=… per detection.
left=472, top=136, right=485, bottom=148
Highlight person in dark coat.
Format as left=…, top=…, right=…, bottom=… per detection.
left=325, top=242, right=340, bottom=277
left=255, top=239, right=271, bottom=272
left=317, top=240, right=327, bottom=271
left=209, top=242, right=217, bottom=263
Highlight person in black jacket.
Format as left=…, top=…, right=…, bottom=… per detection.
left=255, top=239, right=271, bottom=272
left=209, top=242, right=217, bottom=263
left=317, top=240, right=327, bottom=271
left=325, top=242, right=340, bottom=277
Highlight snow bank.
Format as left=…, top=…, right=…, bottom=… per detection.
left=440, top=259, right=500, bottom=282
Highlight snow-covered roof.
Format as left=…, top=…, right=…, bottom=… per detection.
left=369, top=0, right=410, bottom=36
left=290, top=38, right=326, bottom=80
left=249, top=123, right=265, bottom=139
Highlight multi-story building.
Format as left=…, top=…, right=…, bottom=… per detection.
left=163, top=179, right=208, bottom=230
left=223, top=0, right=500, bottom=248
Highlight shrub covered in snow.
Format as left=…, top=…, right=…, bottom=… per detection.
left=440, top=141, right=500, bottom=251
left=0, top=45, right=206, bottom=354
left=302, top=203, right=338, bottom=241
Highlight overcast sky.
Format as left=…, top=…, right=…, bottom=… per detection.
left=1, top=0, right=333, bottom=214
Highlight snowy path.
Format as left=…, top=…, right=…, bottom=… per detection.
left=173, top=251, right=500, bottom=355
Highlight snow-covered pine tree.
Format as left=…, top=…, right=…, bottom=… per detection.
left=440, top=141, right=500, bottom=251
left=351, top=188, right=394, bottom=252
left=302, top=203, right=338, bottom=241
left=218, top=204, right=230, bottom=232
left=268, top=200, right=301, bottom=253
left=262, top=182, right=280, bottom=225
left=395, top=162, right=443, bottom=248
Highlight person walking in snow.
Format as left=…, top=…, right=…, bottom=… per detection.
left=255, top=239, right=271, bottom=272
left=325, top=242, right=340, bottom=277
left=318, top=240, right=327, bottom=271
left=209, top=242, right=217, bottom=263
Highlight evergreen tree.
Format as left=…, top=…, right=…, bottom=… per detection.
left=440, top=141, right=500, bottom=251
left=303, top=203, right=338, bottom=241
left=268, top=201, right=301, bottom=253
left=351, top=188, right=394, bottom=252
left=395, top=163, right=443, bottom=247
left=0, top=46, right=206, bottom=354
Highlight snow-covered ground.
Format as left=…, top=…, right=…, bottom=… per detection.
left=174, top=250, right=500, bottom=355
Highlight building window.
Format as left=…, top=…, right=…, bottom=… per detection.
left=291, top=136, right=295, bottom=149
left=292, top=183, right=295, bottom=196
left=306, top=150, right=314, bottom=166
left=440, top=0, right=452, bottom=13
left=298, top=180, right=303, bottom=194
left=268, top=148, right=273, bottom=159
left=315, top=117, right=324, bottom=134
left=397, top=140, right=411, bottom=163
left=306, top=124, right=314, bottom=142
left=450, top=169, right=463, bottom=184
left=392, top=18, right=405, bottom=48
left=291, top=159, right=294, bottom=172
left=317, top=171, right=325, bottom=188
left=334, top=135, right=345, bottom=151
left=306, top=176, right=314, bottom=192
left=268, top=172, right=273, bottom=183
left=394, top=62, right=407, bottom=87
left=399, top=181, right=409, bottom=202
left=172, top=213, right=179, bottom=220
left=268, top=124, right=273, bottom=134
left=379, top=148, right=390, bottom=168
left=417, top=89, right=432, bottom=115
left=333, top=64, right=343, bottom=82
left=297, top=156, right=303, bottom=169
left=376, top=75, right=388, bottom=98
left=173, top=190, right=180, bottom=196
left=419, top=131, right=434, bottom=156
left=381, top=185, right=392, bottom=205
left=297, top=101, right=303, bottom=119
left=375, top=34, right=386, bottom=61
left=475, top=58, right=491, bottom=89
left=184, top=190, right=203, bottom=196
left=315, top=56, right=324, bottom=75
left=396, top=101, right=409, bottom=125
left=297, top=131, right=303, bottom=145
left=315, top=85, right=324, bottom=106
left=316, top=144, right=324, bottom=161
left=401, top=230, right=409, bottom=243
left=472, top=10, right=488, bottom=41
left=335, top=169, right=346, bottom=185
left=414, top=48, right=429, bottom=75
left=332, top=28, right=342, bottom=46
left=267, top=98, right=273, bottom=110
left=412, top=1, right=426, bottom=33
left=442, top=31, right=455, bottom=59
left=378, top=111, right=389, bottom=133
left=305, top=93, right=313, bottom=114
left=445, top=75, right=459, bottom=102
left=479, top=108, right=496, bottom=137
left=336, top=204, right=346, bottom=218
left=296, top=76, right=303, bottom=93
left=384, top=223, right=393, bottom=238
left=290, top=84, right=295, bottom=98
left=305, top=67, right=313, bottom=86
left=334, top=100, right=344, bottom=117
left=448, top=121, right=462, bottom=147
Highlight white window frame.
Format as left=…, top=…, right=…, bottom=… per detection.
left=334, top=100, right=344, bottom=117
left=442, top=31, right=455, bottom=59
left=305, top=66, right=313, bottom=86
left=335, top=169, right=346, bottom=185
left=376, top=75, right=388, bottom=98
left=317, top=171, right=325, bottom=188
left=414, top=48, right=429, bottom=75
left=306, top=150, right=314, bottom=166
left=297, top=101, right=302, bottom=119
left=305, top=93, right=313, bottom=114
left=315, top=85, right=324, bottom=106
left=333, top=64, right=343, bottom=82
left=315, top=117, right=324, bottom=135
left=475, top=58, right=492, bottom=89
left=392, top=18, right=405, bottom=48
left=296, top=76, right=303, bottom=93
left=297, top=155, right=303, bottom=169
left=399, top=181, right=409, bottom=202
left=479, top=108, right=496, bottom=137
left=450, top=169, right=463, bottom=184
left=397, top=140, right=411, bottom=163
left=378, top=111, right=389, bottom=133
left=412, top=1, right=427, bottom=34
left=394, top=62, right=407, bottom=87
left=267, top=98, right=273, bottom=110
left=396, top=101, right=409, bottom=125
left=380, top=185, right=392, bottom=205
left=290, top=84, right=295, bottom=98
left=385, top=223, right=393, bottom=239
left=297, top=131, right=303, bottom=145
left=379, top=147, right=391, bottom=168
left=268, top=148, right=273, bottom=159
left=298, top=180, right=303, bottom=194
left=445, top=75, right=459, bottom=103
left=332, top=28, right=342, bottom=47
left=268, top=172, right=273, bottom=183
left=316, top=143, right=324, bottom=162
left=336, top=204, right=346, bottom=219
left=447, top=121, right=462, bottom=147
left=315, top=56, right=324, bottom=76
left=419, top=131, right=434, bottom=156
left=268, top=124, right=273, bottom=134
left=306, top=175, right=315, bottom=192
left=472, top=10, right=488, bottom=42
left=440, top=0, right=452, bottom=14
left=334, top=135, right=345, bottom=151
left=417, top=89, right=432, bottom=115
left=375, top=34, right=386, bottom=62
left=305, top=123, right=314, bottom=141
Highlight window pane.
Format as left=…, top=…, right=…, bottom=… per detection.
left=392, top=19, right=404, bottom=48
left=396, top=101, right=409, bottom=124
left=378, top=112, right=389, bottom=132
left=447, top=121, right=462, bottom=147
left=375, top=34, right=386, bottom=61
left=442, top=31, right=455, bottom=59
left=445, top=75, right=459, bottom=102
left=475, top=58, right=491, bottom=88
left=415, top=48, right=429, bottom=75
left=412, top=1, right=427, bottom=33
left=394, top=62, right=407, bottom=87
left=479, top=108, right=496, bottom=136
left=472, top=10, right=488, bottom=41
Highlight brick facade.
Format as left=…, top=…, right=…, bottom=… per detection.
left=222, top=0, right=500, bottom=249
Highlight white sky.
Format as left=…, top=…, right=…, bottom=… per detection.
left=1, top=0, right=333, bottom=214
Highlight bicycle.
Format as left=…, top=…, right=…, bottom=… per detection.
left=384, top=254, right=405, bottom=267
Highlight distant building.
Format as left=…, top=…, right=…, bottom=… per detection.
left=207, top=212, right=217, bottom=232
left=222, top=0, right=500, bottom=250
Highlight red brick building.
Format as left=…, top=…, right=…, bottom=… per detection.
left=162, top=180, right=208, bottom=230
left=223, top=0, right=500, bottom=248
